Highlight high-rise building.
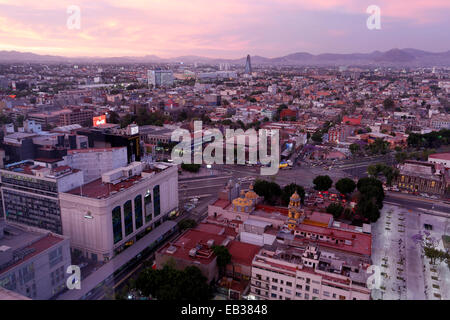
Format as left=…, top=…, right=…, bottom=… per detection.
left=0, top=160, right=84, bottom=234
left=245, top=55, right=252, bottom=74
left=147, top=70, right=174, bottom=87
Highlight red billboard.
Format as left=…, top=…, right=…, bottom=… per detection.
left=93, top=115, right=106, bottom=127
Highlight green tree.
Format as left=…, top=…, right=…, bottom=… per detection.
left=349, top=143, right=361, bottom=156
left=335, top=178, right=356, bottom=196
left=313, top=175, right=333, bottom=191
left=355, top=195, right=380, bottom=222
left=326, top=203, right=344, bottom=219
left=135, top=264, right=211, bottom=300
left=178, top=219, right=197, bottom=231
left=212, top=245, right=231, bottom=277
left=253, top=179, right=282, bottom=205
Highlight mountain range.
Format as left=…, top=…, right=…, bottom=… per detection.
left=0, top=48, right=449, bottom=66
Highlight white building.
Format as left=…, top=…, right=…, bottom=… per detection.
left=250, top=244, right=371, bottom=301
left=59, top=161, right=179, bottom=262
left=147, top=70, right=174, bottom=87
left=0, top=221, right=71, bottom=299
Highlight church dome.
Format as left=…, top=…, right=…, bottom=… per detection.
left=245, top=184, right=258, bottom=199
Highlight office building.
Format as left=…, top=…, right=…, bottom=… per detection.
left=245, top=55, right=252, bottom=74
left=0, top=160, right=84, bottom=234
left=147, top=70, right=174, bottom=87
left=59, top=161, right=178, bottom=262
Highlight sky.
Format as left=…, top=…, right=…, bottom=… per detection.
left=0, top=0, right=449, bottom=59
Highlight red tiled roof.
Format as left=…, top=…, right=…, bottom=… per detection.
left=228, top=241, right=260, bottom=267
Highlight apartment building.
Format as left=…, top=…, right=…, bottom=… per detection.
left=0, top=221, right=71, bottom=299
left=250, top=244, right=371, bottom=301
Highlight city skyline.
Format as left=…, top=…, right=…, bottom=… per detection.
left=0, top=0, right=449, bottom=59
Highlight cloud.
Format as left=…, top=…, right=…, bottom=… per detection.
left=0, top=0, right=448, bottom=57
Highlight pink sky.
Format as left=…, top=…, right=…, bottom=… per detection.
left=0, top=0, right=449, bottom=58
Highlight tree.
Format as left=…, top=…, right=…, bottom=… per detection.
left=281, top=183, right=305, bottom=206
left=181, top=163, right=201, bottom=173
left=335, top=178, right=356, bottom=196
left=355, top=195, right=380, bottom=222
left=212, top=245, right=231, bottom=277
left=349, top=143, right=360, bottom=156
left=326, top=203, right=344, bottom=219
left=383, top=98, right=395, bottom=110
left=311, top=130, right=323, bottom=144
left=367, top=163, right=398, bottom=186
left=313, top=175, right=333, bottom=192
left=424, top=247, right=449, bottom=265
left=108, top=111, right=120, bottom=124
left=135, top=264, right=211, bottom=300
left=253, top=179, right=281, bottom=205
left=178, top=219, right=197, bottom=231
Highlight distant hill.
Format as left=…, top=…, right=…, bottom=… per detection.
left=0, top=48, right=449, bottom=66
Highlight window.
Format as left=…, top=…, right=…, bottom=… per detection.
left=296, top=292, right=302, bottom=298
left=285, top=289, right=292, bottom=295
left=305, top=285, right=310, bottom=292
left=112, top=206, right=122, bottom=244
left=323, top=291, right=330, bottom=297
left=286, top=281, right=292, bottom=287
left=49, top=247, right=63, bottom=268
left=153, top=185, right=161, bottom=217
left=134, top=195, right=143, bottom=230
left=124, top=200, right=133, bottom=236
left=271, top=293, right=277, bottom=298
left=306, top=278, right=310, bottom=284
left=313, top=289, right=319, bottom=294
left=304, top=293, right=309, bottom=300
left=271, top=285, right=277, bottom=290
left=144, top=190, right=152, bottom=222
left=272, top=278, right=278, bottom=283
left=296, top=284, right=302, bottom=290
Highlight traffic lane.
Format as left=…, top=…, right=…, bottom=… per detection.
left=384, top=195, right=449, bottom=213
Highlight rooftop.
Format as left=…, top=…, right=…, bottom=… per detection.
left=0, top=222, right=65, bottom=275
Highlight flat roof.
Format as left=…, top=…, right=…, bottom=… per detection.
left=0, top=224, right=64, bottom=275
left=158, top=228, right=228, bottom=265
left=228, top=241, right=260, bottom=267
left=66, top=174, right=145, bottom=199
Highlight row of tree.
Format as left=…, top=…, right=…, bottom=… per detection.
left=253, top=180, right=305, bottom=206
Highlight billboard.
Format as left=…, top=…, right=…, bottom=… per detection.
left=93, top=115, right=106, bottom=127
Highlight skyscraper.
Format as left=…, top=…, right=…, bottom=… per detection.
left=147, top=69, right=174, bottom=87
left=245, top=54, right=252, bottom=74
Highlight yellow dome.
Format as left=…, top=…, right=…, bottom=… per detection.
left=232, top=197, right=252, bottom=206
left=290, top=191, right=300, bottom=200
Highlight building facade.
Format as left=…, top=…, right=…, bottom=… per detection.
left=0, top=222, right=71, bottom=299
left=0, top=161, right=84, bottom=234
left=59, top=162, right=178, bottom=261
